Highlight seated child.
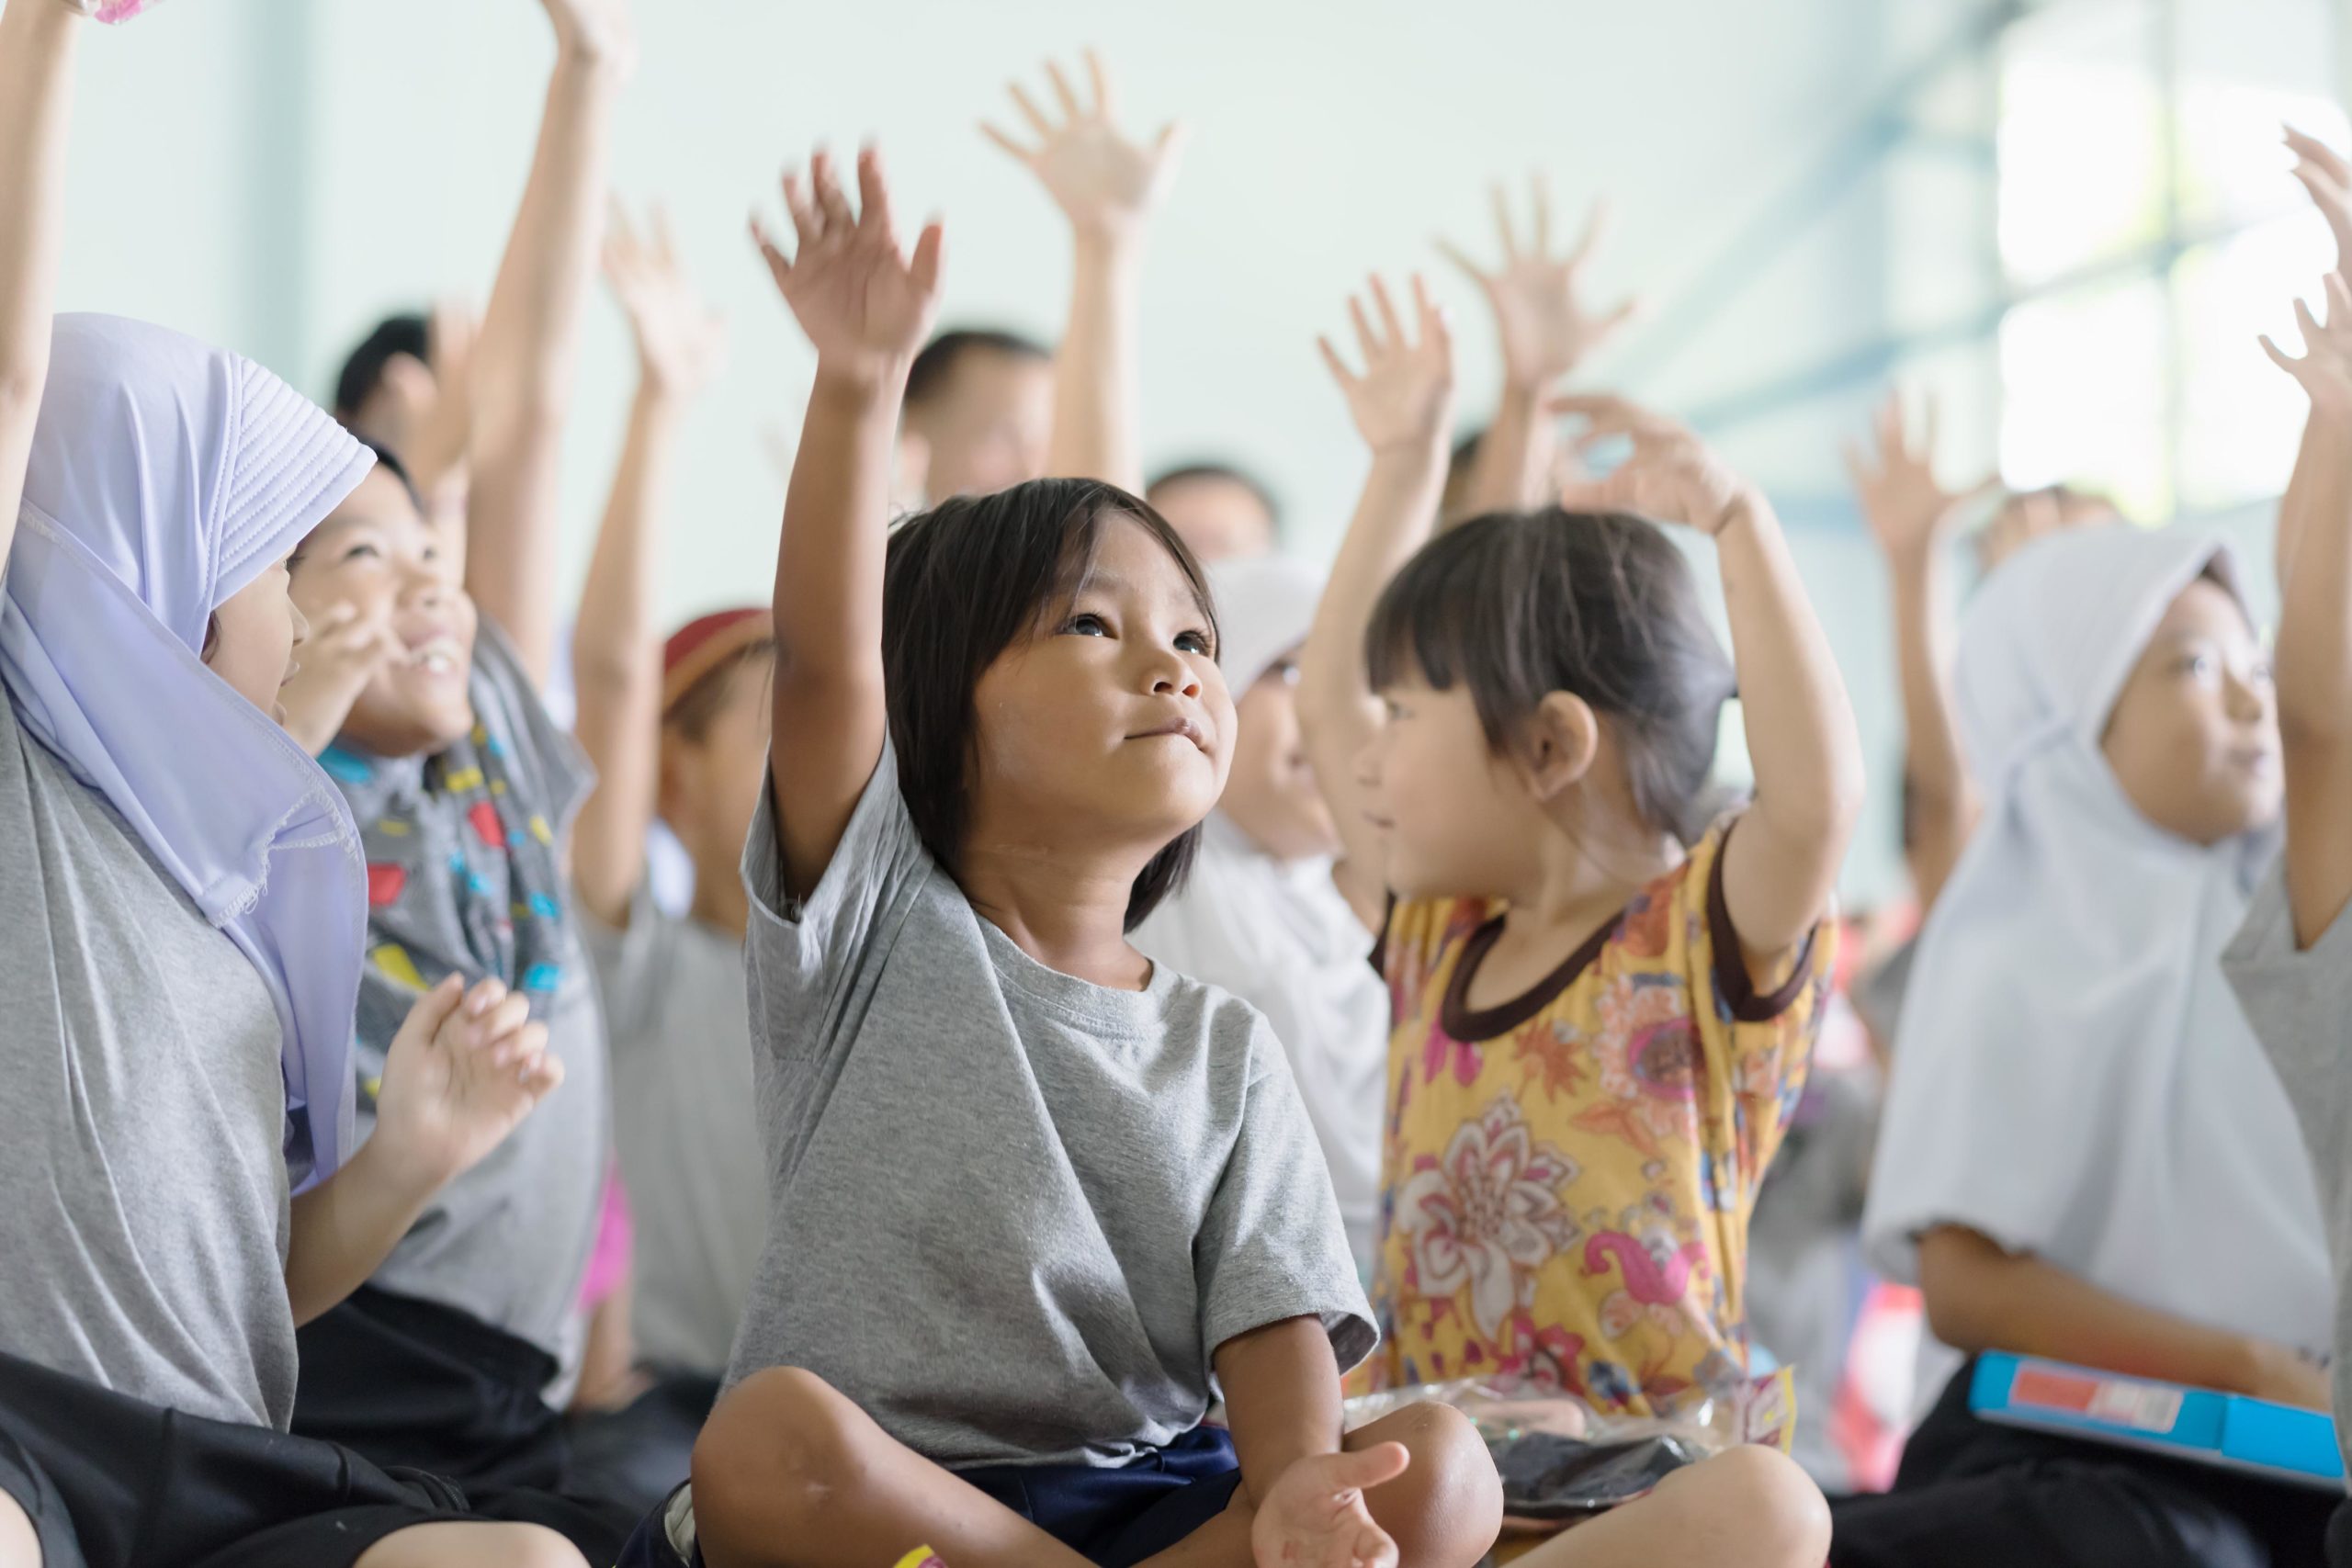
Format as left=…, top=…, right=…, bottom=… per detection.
left=1131, top=556, right=1388, bottom=1276
left=1298, top=274, right=1853, bottom=1568
left=1838, top=521, right=2335, bottom=1568
left=621, top=145, right=1505, bottom=1568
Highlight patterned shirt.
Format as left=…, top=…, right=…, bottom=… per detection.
left=1365, top=819, right=1834, bottom=1416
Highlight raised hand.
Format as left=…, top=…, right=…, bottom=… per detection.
left=1250, top=1445, right=1408, bottom=1568
left=2261, top=272, right=2352, bottom=412
left=982, top=51, right=1183, bottom=241
left=537, top=0, right=635, bottom=74
left=2287, top=125, right=2352, bottom=278
left=1842, top=388, right=1994, bottom=564
left=1440, top=177, right=1636, bottom=392
left=277, top=598, right=400, bottom=756
left=1554, top=393, right=1755, bottom=536
left=752, top=147, right=944, bottom=384
left=1319, top=275, right=1454, bottom=456
left=371, top=976, right=565, bottom=1190
left=605, top=200, right=727, bottom=399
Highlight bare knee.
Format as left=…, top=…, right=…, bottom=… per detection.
left=0, top=1492, right=38, bottom=1568
left=1356, top=1402, right=1503, bottom=1567
left=691, top=1367, right=871, bottom=1558
left=1651, top=1445, right=1830, bottom=1568
left=355, top=1522, right=585, bottom=1568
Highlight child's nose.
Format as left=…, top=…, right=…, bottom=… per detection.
left=288, top=600, right=311, bottom=651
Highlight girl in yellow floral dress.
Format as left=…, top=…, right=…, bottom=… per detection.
left=1300, top=269, right=1860, bottom=1568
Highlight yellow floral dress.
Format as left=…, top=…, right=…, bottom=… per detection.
left=1363, top=820, right=1834, bottom=1416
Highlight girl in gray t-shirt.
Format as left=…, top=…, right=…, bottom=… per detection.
left=629, top=147, right=1504, bottom=1568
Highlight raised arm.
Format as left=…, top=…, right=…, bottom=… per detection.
left=1298, top=276, right=1455, bottom=928
left=1558, top=395, right=1864, bottom=962
left=983, top=51, right=1181, bottom=491
left=2259, top=274, right=2352, bottom=949
left=570, top=204, right=728, bottom=928
left=1441, top=179, right=1634, bottom=520
left=462, top=0, right=632, bottom=688
left=0, top=0, right=83, bottom=560
left=1843, top=389, right=1989, bottom=912
left=750, top=148, right=944, bottom=895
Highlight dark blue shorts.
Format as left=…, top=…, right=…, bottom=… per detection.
left=617, top=1426, right=1243, bottom=1568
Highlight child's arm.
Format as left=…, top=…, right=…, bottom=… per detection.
left=1216, top=1317, right=1408, bottom=1568
left=570, top=206, right=727, bottom=929
left=983, top=51, right=1181, bottom=491
left=1559, top=395, right=1865, bottom=963
left=2260, top=275, right=2352, bottom=948
left=0, top=0, right=82, bottom=565
left=1298, top=276, right=1456, bottom=930
left=750, top=148, right=944, bottom=896
left=1918, top=1225, right=2330, bottom=1408
left=1843, top=389, right=1990, bottom=913
left=462, top=0, right=631, bottom=690
left=287, top=977, right=562, bottom=1325
left=1440, top=180, right=1634, bottom=519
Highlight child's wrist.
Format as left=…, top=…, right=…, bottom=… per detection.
left=809, top=356, right=912, bottom=405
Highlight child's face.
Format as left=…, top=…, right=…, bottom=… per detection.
left=1150, top=476, right=1275, bottom=565
left=288, top=467, right=480, bottom=757
left=2100, top=577, right=2280, bottom=846
left=203, top=552, right=307, bottom=725
left=661, top=667, right=773, bottom=880
left=907, top=351, right=1053, bottom=502
left=1220, top=653, right=1340, bottom=863
left=967, top=517, right=1235, bottom=866
left=1359, top=671, right=1552, bottom=899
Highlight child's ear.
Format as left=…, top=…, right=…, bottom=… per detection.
left=1521, top=692, right=1600, bottom=802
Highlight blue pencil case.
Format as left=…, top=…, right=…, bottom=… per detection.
left=1968, top=1353, right=2344, bottom=1492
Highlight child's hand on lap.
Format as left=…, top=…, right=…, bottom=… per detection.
left=752, top=147, right=944, bottom=385
left=605, top=200, right=728, bottom=400
left=1319, top=275, right=1454, bottom=456
left=1554, top=392, right=1757, bottom=536
left=1251, top=1444, right=1408, bottom=1568
left=1843, top=388, right=1994, bottom=564
left=984, top=51, right=1182, bottom=243
left=2261, top=271, right=2352, bottom=415
left=1440, top=178, right=1634, bottom=393
left=372, top=976, right=565, bottom=1190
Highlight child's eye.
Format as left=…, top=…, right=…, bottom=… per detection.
left=341, top=543, right=380, bottom=565
left=1063, top=613, right=1109, bottom=638
left=1177, top=629, right=1212, bottom=655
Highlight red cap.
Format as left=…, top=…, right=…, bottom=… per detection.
left=661, top=607, right=774, bottom=715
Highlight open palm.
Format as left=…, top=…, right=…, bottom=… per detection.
left=1842, top=389, right=1987, bottom=561
left=373, top=978, right=564, bottom=1187
left=1320, top=275, right=1454, bottom=455
left=984, top=51, right=1183, bottom=239
left=607, top=200, right=728, bottom=397
left=753, top=148, right=943, bottom=378
left=1555, top=393, right=1752, bottom=536
left=2262, top=272, right=2352, bottom=412
left=1442, top=178, right=1635, bottom=391
left=1252, top=1446, right=1407, bottom=1568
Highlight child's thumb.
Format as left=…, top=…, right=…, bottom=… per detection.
left=1332, top=1442, right=1411, bottom=1494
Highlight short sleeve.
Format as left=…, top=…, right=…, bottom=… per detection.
left=469, top=617, right=594, bottom=834
left=1193, top=1021, right=1377, bottom=1375
left=578, top=878, right=670, bottom=1050
left=741, top=740, right=931, bottom=1066
left=2223, top=857, right=2352, bottom=1194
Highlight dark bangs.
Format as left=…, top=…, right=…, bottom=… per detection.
left=881, top=477, right=1216, bottom=931
left=1364, top=508, right=1736, bottom=846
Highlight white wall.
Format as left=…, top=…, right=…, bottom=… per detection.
left=49, top=0, right=2051, bottom=904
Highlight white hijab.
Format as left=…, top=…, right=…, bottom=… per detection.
left=0, top=314, right=375, bottom=1188
left=1862, top=524, right=2331, bottom=1355
left=1135, top=557, right=1388, bottom=1269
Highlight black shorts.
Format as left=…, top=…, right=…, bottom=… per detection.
left=0, top=1348, right=478, bottom=1568
left=293, top=1283, right=642, bottom=1561
left=1829, top=1359, right=2340, bottom=1568
left=616, top=1425, right=1246, bottom=1568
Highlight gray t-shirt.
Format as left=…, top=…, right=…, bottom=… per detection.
left=0, top=700, right=296, bottom=1427
left=582, top=882, right=763, bottom=1378
left=729, top=748, right=1374, bottom=1468
left=2222, top=860, right=2352, bottom=1483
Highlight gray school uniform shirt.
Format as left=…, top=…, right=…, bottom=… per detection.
left=728, top=746, right=1376, bottom=1468
left=582, top=883, right=764, bottom=1378
left=2223, top=859, right=2352, bottom=1484
left=0, top=700, right=297, bottom=1428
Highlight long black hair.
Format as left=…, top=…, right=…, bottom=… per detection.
left=881, top=477, right=1217, bottom=931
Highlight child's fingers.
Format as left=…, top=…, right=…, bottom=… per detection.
left=751, top=216, right=792, bottom=286
left=910, top=222, right=946, bottom=296
left=1346, top=294, right=1379, bottom=362
left=1489, top=182, right=1521, bottom=261
left=398, top=975, right=468, bottom=1044
left=2327, top=271, right=2352, bottom=327
left=1330, top=1441, right=1411, bottom=1494
left=1434, top=237, right=1487, bottom=286
left=2260, top=333, right=2301, bottom=375
left=1530, top=171, right=1554, bottom=255
left=495, top=1021, right=550, bottom=1072
left=1369, top=275, right=1404, bottom=347
left=778, top=168, right=820, bottom=248
left=2287, top=124, right=2352, bottom=187
left=1316, top=335, right=1356, bottom=389
left=1008, top=80, right=1056, bottom=140
left=2296, top=295, right=2324, bottom=346
left=520, top=1048, right=566, bottom=1097
left=470, top=992, right=533, bottom=1052
left=808, top=149, right=854, bottom=233
left=1044, top=57, right=1083, bottom=121
left=1085, top=50, right=1115, bottom=120
left=978, top=121, right=1034, bottom=166
left=855, top=146, right=897, bottom=244
left=1152, top=120, right=1188, bottom=174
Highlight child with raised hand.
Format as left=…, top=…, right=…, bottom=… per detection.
left=274, top=1, right=636, bottom=1552
left=1834, top=494, right=2335, bottom=1555
left=565, top=200, right=757, bottom=1418
left=620, top=143, right=1501, bottom=1568
left=1438, top=179, right=1634, bottom=520
left=2224, top=271, right=2352, bottom=1568
left=1298, top=275, right=1852, bottom=1568
left=0, top=12, right=574, bottom=1566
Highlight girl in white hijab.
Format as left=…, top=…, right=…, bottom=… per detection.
left=1830, top=522, right=2336, bottom=1568
left=1132, top=557, right=1390, bottom=1275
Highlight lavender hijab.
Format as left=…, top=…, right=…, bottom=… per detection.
left=0, top=314, right=376, bottom=1188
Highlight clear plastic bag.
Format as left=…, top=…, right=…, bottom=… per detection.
left=59, top=0, right=170, bottom=23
